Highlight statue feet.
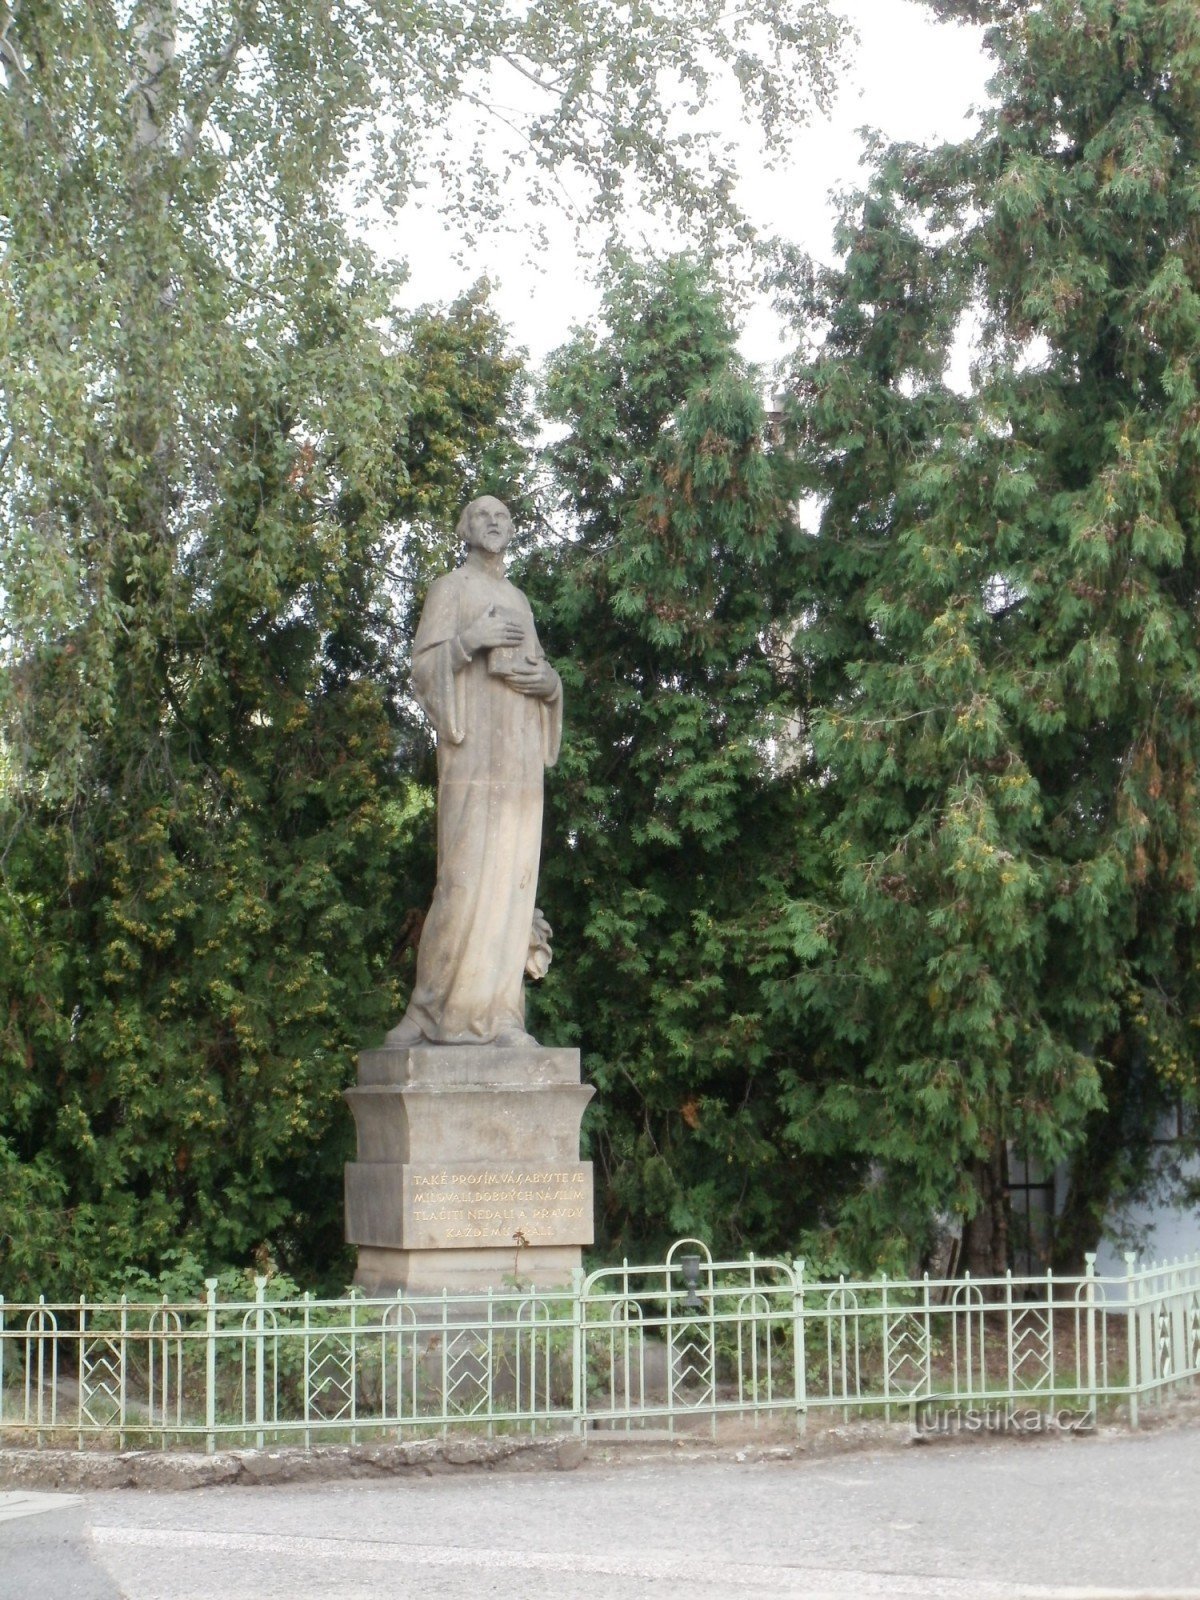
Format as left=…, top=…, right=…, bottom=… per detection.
left=385, top=1014, right=425, bottom=1047
left=385, top=1017, right=540, bottom=1049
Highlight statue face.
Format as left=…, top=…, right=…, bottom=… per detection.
left=465, top=497, right=514, bottom=555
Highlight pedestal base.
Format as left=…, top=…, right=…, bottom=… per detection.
left=353, top=1244, right=584, bottom=1296
left=344, top=1044, right=594, bottom=1295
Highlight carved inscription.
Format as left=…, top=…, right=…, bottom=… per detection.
left=403, top=1164, right=593, bottom=1248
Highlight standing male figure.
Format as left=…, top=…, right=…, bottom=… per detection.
left=388, top=496, right=562, bottom=1048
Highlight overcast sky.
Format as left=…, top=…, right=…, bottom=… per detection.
left=384, top=0, right=994, bottom=372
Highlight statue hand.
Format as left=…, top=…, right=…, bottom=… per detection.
left=504, top=657, right=558, bottom=699
left=460, top=605, right=525, bottom=656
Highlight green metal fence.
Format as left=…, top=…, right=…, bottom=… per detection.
left=3, top=1241, right=1198, bottom=1451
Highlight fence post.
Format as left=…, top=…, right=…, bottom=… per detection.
left=1004, top=1270, right=1014, bottom=1411
left=254, top=1274, right=267, bottom=1449
left=1125, top=1252, right=1139, bottom=1429
left=349, top=1288, right=360, bottom=1447
left=485, top=1287, right=495, bottom=1440
left=837, top=1274, right=849, bottom=1422
left=881, top=1274, right=891, bottom=1424
left=119, top=1295, right=129, bottom=1450
left=31, top=1296, right=43, bottom=1441
left=1043, top=1268, right=1054, bottom=1425
left=302, top=1292, right=312, bottom=1451
left=77, top=1295, right=87, bottom=1450
left=570, top=1266, right=586, bottom=1437
left=391, top=1289, right=405, bottom=1432
left=0, top=1295, right=5, bottom=1435
left=919, top=1272, right=932, bottom=1433
left=1171, top=1256, right=1185, bottom=1402
left=440, top=1289, right=450, bottom=1440
left=204, top=1278, right=218, bottom=1455
left=793, top=1259, right=807, bottom=1436
left=1084, top=1253, right=1098, bottom=1424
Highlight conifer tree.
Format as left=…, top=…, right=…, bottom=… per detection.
left=784, top=0, right=1200, bottom=1271
left=527, top=260, right=834, bottom=1259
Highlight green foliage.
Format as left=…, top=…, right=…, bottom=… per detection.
left=0, top=2, right=849, bottom=1297
left=16, top=0, right=1199, bottom=1293
left=525, top=259, right=837, bottom=1261
left=0, top=3, right=533, bottom=1296
left=779, top=0, right=1200, bottom=1271
left=0, top=280, right=537, bottom=1297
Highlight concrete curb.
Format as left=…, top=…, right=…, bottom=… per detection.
left=0, top=1419, right=920, bottom=1491
left=0, top=1433, right=593, bottom=1492
left=5, top=1400, right=1191, bottom=1493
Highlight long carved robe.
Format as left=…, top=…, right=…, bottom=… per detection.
left=398, top=562, right=561, bottom=1044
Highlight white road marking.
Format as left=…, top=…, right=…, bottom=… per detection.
left=0, top=1491, right=81, bottom=1524
left=85, top=1525, right=1200, bottom=1599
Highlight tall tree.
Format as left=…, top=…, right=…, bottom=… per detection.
left=527, top=259, right=836, bottom=1261
left=0, top=0, right=847, bottom=804
left=0, top=2, right=848, bottom=1293
left=782, top=0, right=1200, bottom=1273
left=0, top=292, right=529, bottom=1298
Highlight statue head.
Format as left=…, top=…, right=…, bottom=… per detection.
left=458, top=495, right=514, bottom=556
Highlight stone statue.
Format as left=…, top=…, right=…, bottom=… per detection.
left=387, top=495, right=562, bottom=1049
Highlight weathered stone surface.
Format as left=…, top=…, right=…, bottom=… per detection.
left=358, top=1045, right=581, bottom=1089
left=344, top=1082, right=593, bottom=1164
left=345, top=1043, right=594, bottom=1291
left=352, top=1243, right=586, bottom=1296
left=344, top=498, right=593, bottom=1295
left=345, top=1160, right=593, bottom=1250
left=387, top=497, right=561, bottom=1049
left=0, top=1434, right=593, bottom=1492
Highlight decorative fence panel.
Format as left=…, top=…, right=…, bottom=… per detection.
left=2, top=1244, right=1199, bottom=1451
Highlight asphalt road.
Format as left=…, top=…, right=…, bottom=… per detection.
left=3, top=1427, right=1200, bottom=1599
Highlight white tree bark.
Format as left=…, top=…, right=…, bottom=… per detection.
left=129, top=0, right=179, bottom=153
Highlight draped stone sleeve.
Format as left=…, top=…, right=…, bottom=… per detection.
left=409, top=575, right=469, bottom=747
left=539, top=664, right=563, bottom=768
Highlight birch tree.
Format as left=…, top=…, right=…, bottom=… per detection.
left=0, top=1, right=853, bottom=1293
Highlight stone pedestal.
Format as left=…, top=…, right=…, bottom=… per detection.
left=344, top=1045, right=594, bottom=1294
